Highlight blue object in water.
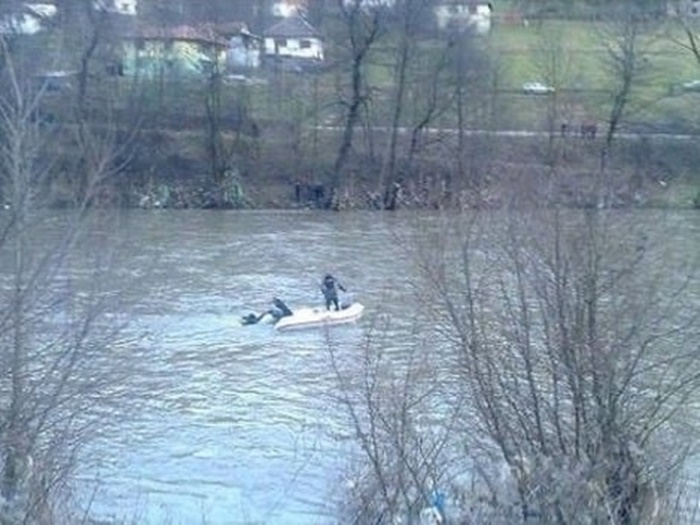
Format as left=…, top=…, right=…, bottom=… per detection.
left=431, top=489, right=446, bottom=514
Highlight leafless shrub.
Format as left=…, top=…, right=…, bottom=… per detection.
left=329, top=316, right=463, bottom=524
left=334, top=207, right=698, bottom=524
left=0, top=35, right=135, bottom=523
left=412, top=208, right=699, bottom=523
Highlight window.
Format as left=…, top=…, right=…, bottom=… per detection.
left=275, top=38, right=287, bottom=48
left=106, top=62, right=124, bottom=76
left=300, top=40, right=311, bottom=49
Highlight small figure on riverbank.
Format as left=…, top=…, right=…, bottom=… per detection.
left=321, top=274, right=346, bottom=311
left=580, top=120, right=597, bottom=139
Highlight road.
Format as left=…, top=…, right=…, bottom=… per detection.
left=312, top=125, right=699, bottom=141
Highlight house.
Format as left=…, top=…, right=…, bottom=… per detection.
left=341, top=0, right=397, bottom=9
left=434, top=1, right=493, bottom=34
left=0, top=3, right=56, bottom=35
left=263, top=15, right=323, bottom=69
left=210, top=22, right=262, bottom=70
left=121, top=25, right=229, bottom=76
left=94, top=0, right=137, bottom=16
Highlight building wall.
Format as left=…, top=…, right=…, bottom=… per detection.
left=95, top=0, right=138, bottom=16
left=116, top=0, right=138, bottom=16
left=0, top=5, right=57, bottom=35
left=434, top=4, right=492, bottom=33
left=341, top=0, right=397, bottom=7
left=229, top=36, right=262, bottom=68
left=264, top=36, right=323, bottom=60
left=123, top=40, right=226, bottom=75
left=0, top=13, right=44, bottom=34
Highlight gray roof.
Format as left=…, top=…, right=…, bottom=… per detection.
left=264, top=16, right=320, bottom=38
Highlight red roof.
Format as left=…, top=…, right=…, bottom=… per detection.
left=130, top=25, right=229, bottom=47
left=200, top=22, right=261, bottom=40
left=264, top=16, right=320, bottom=39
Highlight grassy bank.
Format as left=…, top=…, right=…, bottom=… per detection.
left=47, top=14, right=700, bottom=210
left=96, top=17, right=700, bottom=132
left=120, top=125, right=700, bottom=210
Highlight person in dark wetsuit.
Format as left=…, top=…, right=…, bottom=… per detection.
left=320, top=274, right=346, bottom=311
left=271, top=297, right=293, bottom=319
left=241, top=298, right=293, bottom=325
left=241, top=312, right=265, bottom=325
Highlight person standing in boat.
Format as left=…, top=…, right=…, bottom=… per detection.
left=321, top=274, right=346, bottom=311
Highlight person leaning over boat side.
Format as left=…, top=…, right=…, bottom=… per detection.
left=271, top=297, right=293, bottom=319
left=321, top=274, right=346, bottom=311
left=265, top=297, right=293, bottom=323
left=241, top=298, right=292, bottom=326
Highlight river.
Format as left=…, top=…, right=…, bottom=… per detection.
left=76, top=210, right=425, bottom=525
left=33, top=209, right=697, bottom=524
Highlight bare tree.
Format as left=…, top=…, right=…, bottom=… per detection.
left=405, top=47, right=451, bottom=169
left=377, top=0, right=431, bottom=209
left=411, top=207, right=699, bottom=523
left=672, top=4, right=700, bottom=208
left=329, top=0, right=385, bottom=209
left=598, top=11, right=657, bottom=150
left=0, top=37, right=132, bottom=523
left=532, top=25, right=572, bottom=136
left=676, top=14, right=700, bottom=66
left=329, top=321, right=461, bottom=524
left=48, top=0, right=134, bottom=203
left=203, top=51, right=227, bottom=184
left=446, top=27, right=498, bottom=200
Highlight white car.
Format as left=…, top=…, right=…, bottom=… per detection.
left=523, top=81, right=555, bottom=95
left=682, top=79, right=700, bottom=92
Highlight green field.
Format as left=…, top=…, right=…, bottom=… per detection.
left=240, top=17, right=700, bottom=134
left=102, top=17, right=700, bottom=136
left=472, top=18, right=700, bottom=129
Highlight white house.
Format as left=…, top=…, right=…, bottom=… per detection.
left=263, top=16, right=323, bottom=66
left=0, top=3, right=56, bottom=35
left=341, top=0, right=397, bottom=8
left=121, top=25, right=228, bottom=76
left=434, top=1, right=493, bottom=34
left=94, top=0, right=137, bottom=16
left=215, top=22, right=262, bottom=70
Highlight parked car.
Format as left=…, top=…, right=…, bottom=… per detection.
left=522, top=81, right=555, bottom=95
left=681, top=79, right=700, bottom=92
left=224, top=74, right=268, bottom=87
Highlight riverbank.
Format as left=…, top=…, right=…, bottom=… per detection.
left=113, top=128, right=700, bottom=211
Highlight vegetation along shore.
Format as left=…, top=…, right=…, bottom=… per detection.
left=2, top=0, right=700, bottom=211
left=1, top=2, right=700, bottom=524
